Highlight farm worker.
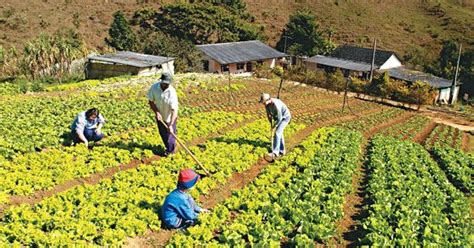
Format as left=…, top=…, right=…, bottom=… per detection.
left=70, top=108, right=106, bottom=147
left=162, top=169, right=210, bottom=229
left=260, top=93, right=291, bottom=160
left=147, top=72, right=179, bottom=156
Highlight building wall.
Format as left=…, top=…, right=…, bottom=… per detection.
left=380, top=55, right=402, bottom=70
left=86, top=62, right=141, bottom=79
left=86, top=60, right=174, bottom=79
left=436, top=86, right=460, bottom=104
left=305, top=61, right=318, bottom=71
left=204, top=58, right=279, bottom=74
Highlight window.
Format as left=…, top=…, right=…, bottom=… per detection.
left=237, top=63, right=245, bottom=70
left=221, top=64, right=229, bottom=72
left=202, top=60, right=209, bottom=71
left=246, top=62, right=253, bottom=72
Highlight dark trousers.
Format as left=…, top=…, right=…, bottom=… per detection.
left=71, top=129, right=104, bottom=144
left=157, top=120, right=177, bottom=154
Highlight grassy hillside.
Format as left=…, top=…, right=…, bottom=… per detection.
left=0, top=0, right=472, bottom=59
left=247, top=0, right=474, bottom=58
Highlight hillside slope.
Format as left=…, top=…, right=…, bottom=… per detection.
left=0, top=0, right=472, bottom=58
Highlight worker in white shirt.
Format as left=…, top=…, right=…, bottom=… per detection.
left=260, top=93, right=291, bottom=160
left=147, top=72, right=179, bottom=156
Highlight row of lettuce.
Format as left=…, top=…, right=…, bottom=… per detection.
left=0, top=112, right=245, bottom=204
left=0, top=119, right=305, bottom=246
left=1, top=124, right=471, bottom=246
left=0, top=88, right=346, bottom=203
left=169, top=128, right=362, bottom=246
left=362, top=136, right=472, bottom=246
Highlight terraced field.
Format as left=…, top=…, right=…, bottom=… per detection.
left=0, top=73, right=471, bottom=247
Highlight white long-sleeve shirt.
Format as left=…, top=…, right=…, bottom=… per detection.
left=265, top=98, right=291, bottom=125
left=147, top=82, right=179, bottom=123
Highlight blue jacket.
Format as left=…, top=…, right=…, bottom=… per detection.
left=161, top=189, right=202, bottom=228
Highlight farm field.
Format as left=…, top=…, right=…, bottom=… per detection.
left=0, top=73, right=472, bottom=246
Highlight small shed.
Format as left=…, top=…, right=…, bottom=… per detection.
left=385, top=67, right=461, bottom=104
left=197, top=40, right=287, bottom=74
left=86, top=51, right=174, bottom=79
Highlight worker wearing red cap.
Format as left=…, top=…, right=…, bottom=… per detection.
left=161, top=169, right=210, bottom=229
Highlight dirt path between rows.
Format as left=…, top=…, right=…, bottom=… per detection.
left=337, top=111, right=418, bottom=247
left=413, top=121, right=437, bottom=145
left=0, top=119, right=251, bottom=215
left=124, top=107, right=385, bottom=248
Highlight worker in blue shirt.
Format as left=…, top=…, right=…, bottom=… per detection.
left=260, top=93, right=291, bottom=160
left=70, top=108, right=106, bottom=147
left=161, top=169, right=210, bottom=229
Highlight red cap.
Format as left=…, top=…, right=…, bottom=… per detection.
left=177, top=169, right=199, bottom=189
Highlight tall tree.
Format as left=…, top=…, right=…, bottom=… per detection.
left=134, top=30, right=203, bottom=73
left=155, top=2, right=264, bottom=44
left=276, top=9, right=334, bottom=56
left=106, top=11, right=136, bottom=51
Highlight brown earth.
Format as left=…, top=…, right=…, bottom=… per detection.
left=413, top=121, right=438, bottom=145
left=1, top=0, right=473, bottom=59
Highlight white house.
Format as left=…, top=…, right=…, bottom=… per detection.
left=197, top=40, right=287, bottom=74
left=304, top=45, right=402, bottom=78
left=304, top=44, right=459, bottom=104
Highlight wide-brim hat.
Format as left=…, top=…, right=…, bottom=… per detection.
left=259, top=93, right=271, bottom=103
left=161, top=72, right=173, bottom=84
left=177, top=169, right=200, bottom=189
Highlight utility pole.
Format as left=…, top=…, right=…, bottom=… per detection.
left=282, top=35, right=293, bottom=67
left=451, top=44, right=462, bottom=105
left=369, top=38, right=377, bottom=83
left=283, top=35, right=291, bottom=54
left=277, top=73, right=284, bottom=99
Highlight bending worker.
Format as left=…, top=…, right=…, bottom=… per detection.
left=260, top=93, right=291, bottom=160
left=147, top=72, right=179, bottom=156
left=162, top=169, right=210, bottom=229
left=70, top=108, right=105, bottom=147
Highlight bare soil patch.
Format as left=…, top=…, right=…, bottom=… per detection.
left=413, top=121, right=437, bottom=145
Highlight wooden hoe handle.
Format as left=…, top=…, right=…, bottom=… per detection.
left=159, top=119, right=211, bottom=176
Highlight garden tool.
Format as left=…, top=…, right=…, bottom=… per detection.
left=159, top=119, right=211, bottom=176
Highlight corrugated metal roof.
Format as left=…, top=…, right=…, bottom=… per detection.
left=88, top=51, right=174, bottom=68
left=305, top=55, right=374, bottom=71
left=197, top=40, right=286, bottom=65
left=331, top=45, right=399, bottom=66
left=385, top=67, right=455, bottom=89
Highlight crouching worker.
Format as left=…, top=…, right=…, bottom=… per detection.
left=70, top=108, right=106, bottom=147
left=162, top=169, right=210, bottom=229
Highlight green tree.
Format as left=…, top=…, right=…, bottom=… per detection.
left=276, top=9, right=335, bottom=56
left=134, top=30, right=203, bottom=73
left=106, top=11, right=136, bottom=51
left=189, top=0, right=251, bottom=20
left=155, top=2, right=263, bottom=44
left=326, top=70, right=345, bottom=93
left=438, top=40, right=459, bottom=78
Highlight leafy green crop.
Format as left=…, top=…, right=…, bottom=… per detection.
left=0, top=111, right=244, bottom=203
left=361, top=136, right=472, bottom=246
left=0, top=119, right=305, bottom=246
left=169, top=128, right=363, bottom=246
left=432, top=145, right=473, bottom=193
